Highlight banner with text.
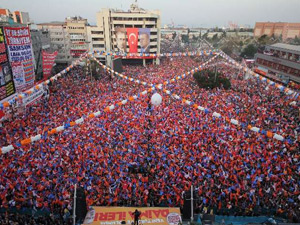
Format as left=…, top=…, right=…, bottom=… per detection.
left=127, top=28, right=138, bottom=53
left=0, top=27, right=15, bottom=101
left=83, top=207, right=182, bottom=225
left=4, top=26, right=35, bottom=92
left=42, top=51, right=57, bottom=79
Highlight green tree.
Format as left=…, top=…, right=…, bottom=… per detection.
left=240, top=44, right=258, bottom=58
left=221, top=45, right=233, bottom=56
left=193, top=70, right=231, bottom=90
left=172, top=32, right=177, bottom=40
left=181, top=34, right=189, bottom=43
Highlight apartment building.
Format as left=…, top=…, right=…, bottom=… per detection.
left=37, top=22, right=71, bottom=64
left=88, top=2, right=161, bottom=66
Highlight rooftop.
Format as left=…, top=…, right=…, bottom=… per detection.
left=270, top=43, right=300, bottom=53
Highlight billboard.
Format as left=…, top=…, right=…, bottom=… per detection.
left=0, top=27, right=15, bottom=101
left=42, top=51, right=58, bottom=79
left=4, top=26, right=35, bottom=92
left=115, top=27, right=126, bottom=54
left=83, top=207, right=182, bottom=225
left=139, top=28, right=150, bottom=53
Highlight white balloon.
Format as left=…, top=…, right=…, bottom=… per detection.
left=151, top=93, right=162, bottom=106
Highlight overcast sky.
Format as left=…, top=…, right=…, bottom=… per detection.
left=1, top=0, right=300, bottom=28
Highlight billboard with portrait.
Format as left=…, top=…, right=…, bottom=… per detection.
left=139, top=28, right=150, bottom=53
left=115, top=27, right=126, bottom=54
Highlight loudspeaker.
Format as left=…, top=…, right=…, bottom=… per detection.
left=75, top=187, right=88, bottom=223
left=182, top=192, right=196, bottom=220
left=112, top=58, right=123, bottom=73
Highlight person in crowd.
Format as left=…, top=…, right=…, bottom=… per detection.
left=0, top=53, right=299, bottom=224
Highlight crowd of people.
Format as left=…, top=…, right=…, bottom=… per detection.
left=0, top=54, right=299, bottom=223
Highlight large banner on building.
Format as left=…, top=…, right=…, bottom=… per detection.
left=139, top=28, right=150, bottom=53
left=42, top=51, right=57, bottom=79
left=115, top=27, right=127, bottom=54
left=83, top=207, right=182, bottom=225
left=127, top=28, right=138, bottom=53
left=0, top=27, right=15, bottom=101
left=4, top=26, right=35, bottom=92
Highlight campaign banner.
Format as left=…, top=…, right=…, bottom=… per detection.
left=0, top=27, right=15, bottom=101
left=42, top=51, right=57, bottom=79
left=4, top=26, right=35, bottom=92
left=83, top=207, right=182, bottom=225
left=115, top=27, right=127, bottom=54
left=21, top=85, right=46, bottom=106
left=127, top=28, right=138, bottom=53
left=139, top=28, right=150, bottom=53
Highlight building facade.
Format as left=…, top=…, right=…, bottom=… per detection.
left=29, top=24, right=51, bottom=80
left=0, top=8, right=30, bottom=26
left=37, top=22, right=71, bottom=64
left=12, top=11, right=30, bottom=25
left=66, top=16, right=89, bottom=59
left=88, top=2, right=161, bottom=66
left=254, top=22, right=300, bottom=41
left=254, top=43, right=300, bottom=84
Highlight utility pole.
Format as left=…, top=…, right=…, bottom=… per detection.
left=191, top=185, right=194, bottom=222
left=73, top=184, right=77, bottom=225
left=214, top=66, right=217, bottom=83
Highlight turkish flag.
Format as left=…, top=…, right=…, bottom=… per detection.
left=127, top=28, right=138, bottom=53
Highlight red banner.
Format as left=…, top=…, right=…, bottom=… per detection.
left=42, top=51, right=57, bottom=79
left=127, top=28, right=138, bottom=53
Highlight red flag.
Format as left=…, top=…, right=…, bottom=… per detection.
left=42, top=51, right=58, bottom=79
left=127, top=28, right=138, bottom=53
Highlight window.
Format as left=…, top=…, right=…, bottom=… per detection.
left=91, top=31, right=103, bottom=35
left=93, top=44, right=104, bottom=48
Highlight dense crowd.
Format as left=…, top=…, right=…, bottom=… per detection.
left=0, top=54, right=299, bottom=223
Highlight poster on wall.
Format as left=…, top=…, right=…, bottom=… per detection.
left=139, top=28, right=150, bottom=53
left=42, top=51, right=58, bottom=79
left=127, top=28, right=138, bottom=53
left=0, top=27, right=15, bottom=101
left=115, top=27, right=126, bottom=54
left=4, top=26, right=35, bottom=92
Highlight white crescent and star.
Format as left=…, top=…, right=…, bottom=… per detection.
left=129, top=33, right=137, bottom=45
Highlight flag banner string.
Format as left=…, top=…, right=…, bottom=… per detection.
left=0, top=53, right=88, bottom=110
left=0, top=85, right=156, bottom=154
left=90, top=53, right=289, bottom=142
left=218, top=52, right=299, bottom=100
left=92, top=49, right=218, bottom=58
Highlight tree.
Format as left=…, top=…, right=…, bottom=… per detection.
left=193, top=69, right=231, bottom=90
left=240, top=44, right=258, bottom=58
left=221, top=45, right=233, bottom=56
left=181, top=34, right=189, bottom=43
left=172, top=32, right=177, bottom=40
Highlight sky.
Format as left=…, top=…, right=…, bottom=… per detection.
left=1, top=0, right=300, bottom=28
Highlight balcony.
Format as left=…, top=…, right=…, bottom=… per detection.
left=255, top=53, right=300, bottom=71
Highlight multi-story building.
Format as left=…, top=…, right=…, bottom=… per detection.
left=37, top=22, right=71, bottom=65
left=254, top=43, right=300, bottom=84
left=29, top=24, right=51, bottom=80
left=0, top=8, right=30, bottom=25
left=12, top=11, right=30, bottom=25
left=88, top=2, right=161, bottom=66
left=66, top=16, right=89, bottom=59
left=254, top=22, right=300, bottom=41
